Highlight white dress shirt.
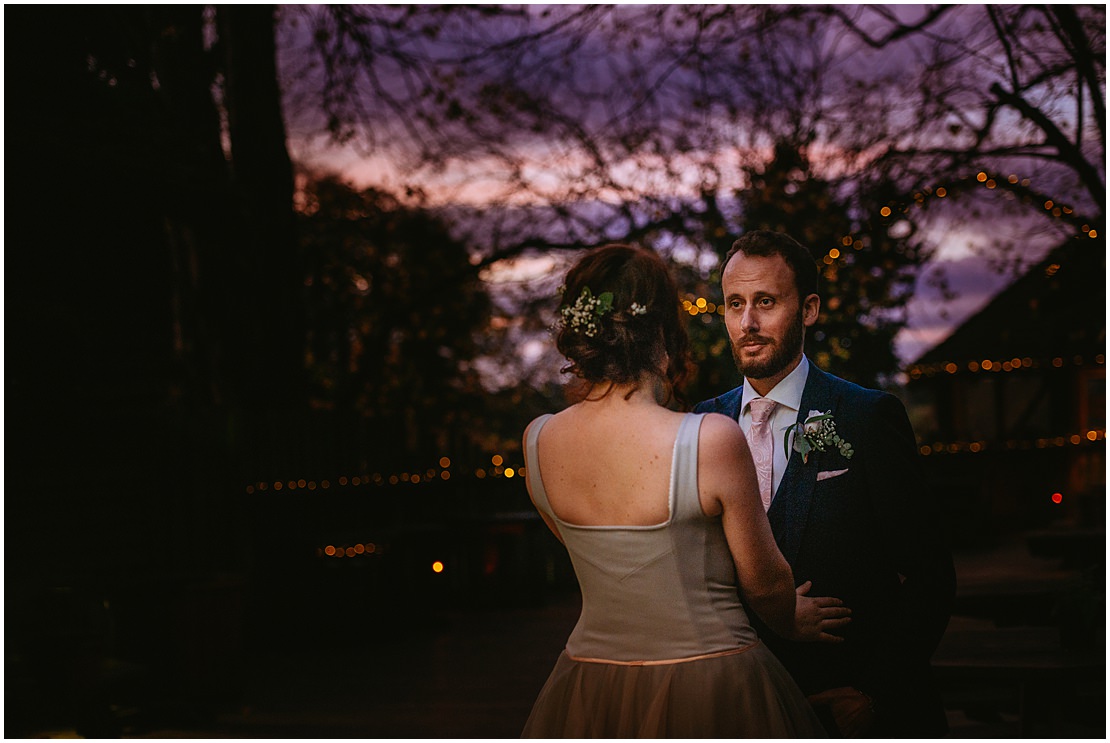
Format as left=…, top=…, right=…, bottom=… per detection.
left=739, top=355, right=810, bottom=500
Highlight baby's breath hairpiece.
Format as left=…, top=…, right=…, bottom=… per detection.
left=560, top=286, right=613, bottom=337
left=558, top=286, right=650, bottom=337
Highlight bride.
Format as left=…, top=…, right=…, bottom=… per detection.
left=521, top=244, right=847, bottom=738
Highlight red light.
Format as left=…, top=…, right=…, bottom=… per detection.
left=1051, top=492, right=1063, bottom=504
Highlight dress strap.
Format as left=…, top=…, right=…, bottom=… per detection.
left=523, top=414, right=555, bottom=518
left=670, top=413, right=706, bottom=521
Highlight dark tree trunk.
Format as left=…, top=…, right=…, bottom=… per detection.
left=219, top=5, right=305, bottom=411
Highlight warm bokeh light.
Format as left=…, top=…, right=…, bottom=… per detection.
left=1051, top=492, right=1063, bottom=504
left=345, top=547, right=356, bottom=557
left=439, top=456, right=451, bottom=468
left=325, top=545, right=336, bottom=556
left=880, top=206, right=892, bottom=217
left=1086, top=431, right=1098, bottom=441
left=505, top=468, right=515, bottom=478
left=354, top=543, right=365, bottom=554
left=491, top=454, right=504, bottom=466
left=432, top=561, right=445, bottom=573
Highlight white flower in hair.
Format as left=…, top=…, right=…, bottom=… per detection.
left=559, top=286, right=614, bottom=337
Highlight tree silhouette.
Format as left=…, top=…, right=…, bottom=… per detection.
left=299, top=175, right=491, bottom=462
left=288, top=5, right=1102, bottom=269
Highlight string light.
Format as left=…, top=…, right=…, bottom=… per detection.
left=918, top=430, right=1104, bottom=456
left=318, top=541, right=381, bottom=559
left=683, top=296, right=725, bottom=316
left=245, top=454, right=525, bottom=494
left=875, top=172, right=1098, bottom=237
left=907, top=353, right=1103, bottom=379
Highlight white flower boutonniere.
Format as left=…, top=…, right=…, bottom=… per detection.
left=785, top=410, right=854, bottom=463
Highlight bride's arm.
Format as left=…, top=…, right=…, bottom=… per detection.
left=698, top=414, right=797, bottom=636
left=698, top=414, right=847, bottom=642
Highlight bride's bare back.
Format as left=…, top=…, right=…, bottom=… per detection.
left=533, top=398, right=686, bottom=528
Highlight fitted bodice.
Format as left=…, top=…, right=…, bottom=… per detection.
left=525, top=413, right=759, bottom=662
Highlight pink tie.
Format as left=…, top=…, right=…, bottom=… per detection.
left=748, top=398, right=778, bottom=510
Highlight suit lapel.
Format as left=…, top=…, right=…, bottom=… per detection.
left=768, top=365, right=839, bottom=565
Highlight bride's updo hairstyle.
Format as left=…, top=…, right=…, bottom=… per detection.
left=556, top=244, right=691, bottom=406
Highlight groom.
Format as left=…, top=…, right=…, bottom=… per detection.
left=695, top=230, right=956, bottom=737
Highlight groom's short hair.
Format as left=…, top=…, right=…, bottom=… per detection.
left=722, top=230, right=818, bottom=306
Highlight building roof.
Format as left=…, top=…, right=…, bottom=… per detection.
left=914, top=236, right=1105, bottom=366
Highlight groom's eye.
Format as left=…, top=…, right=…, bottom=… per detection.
left=757, top=297, right=774, bottom=308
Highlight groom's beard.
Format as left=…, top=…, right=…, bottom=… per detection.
left=731, top=309, right=804, bottom=382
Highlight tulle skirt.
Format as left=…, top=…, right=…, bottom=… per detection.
left=521, top=642, right=826, bottom=738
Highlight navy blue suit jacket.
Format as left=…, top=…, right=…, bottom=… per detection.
left=695, top=364, right=956, bottom=736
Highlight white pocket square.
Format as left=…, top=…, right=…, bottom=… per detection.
left=817, top=468, right=849, bottom=481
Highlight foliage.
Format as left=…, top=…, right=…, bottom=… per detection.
left=805, top=5, right=1105, bottom=266
left=283, top=5, right=1103, bottom=266
left=299, top=175, right=492, bottom=460
left=275, top=4, right=1102, bottom=394
left=650, top=139, right=927, bottom=396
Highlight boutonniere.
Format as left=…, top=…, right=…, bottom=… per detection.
left=784, top=410, right=854, bottom=463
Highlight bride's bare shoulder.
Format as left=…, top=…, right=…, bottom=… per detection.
left=697, top=412, right=749, bottom=456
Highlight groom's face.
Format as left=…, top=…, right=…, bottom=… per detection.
left=722, top=251, right=819, bottom=391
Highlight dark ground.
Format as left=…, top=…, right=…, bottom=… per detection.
left=15, top=531, right=1105, bottom=740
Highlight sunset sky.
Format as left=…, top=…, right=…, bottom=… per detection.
left=275, top=4, right=1098, bottom=372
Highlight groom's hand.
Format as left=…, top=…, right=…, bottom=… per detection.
left=792, top=581, right=851, bottom=643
